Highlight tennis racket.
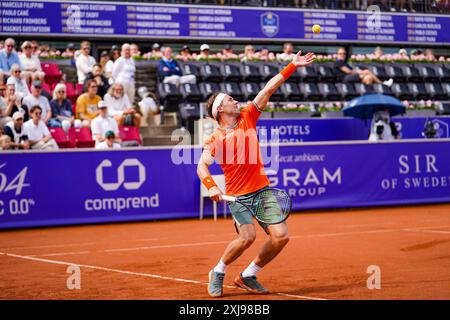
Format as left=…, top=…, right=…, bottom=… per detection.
left=222, top=188, right=292, bottom=225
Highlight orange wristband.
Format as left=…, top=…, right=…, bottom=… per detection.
left=280, top=62, right=296, bottom=79
left=202, top=176, right=218, bottom=190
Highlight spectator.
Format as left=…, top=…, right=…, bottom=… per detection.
left=425, top=49, right=436, bottom=61
left=218, top=44, right=238, bottom=60
left=7, top=64, right=30, bottom=100
left=104, top=82, right=141, bottom=127
left=176, top=45, right=192, bottom=61
left=334, top=47, right=393, bottom=86
left=76, top=79, right=102, bottom=127
left=0, top=38, right=22, bottom=78
left=84, top=64, right=110, bottom=98
left=0, top=40, right=3, bottom=51
left=151, top=43, right=162, bottom=59
left=23, top=105, right=58, bottom=150
left=91, top=101, right=121, bottom=146
left=398, top=48, right=409, bottom=60
left=396, top=0, right=413, bottom=12
left=31, top=40, right=40, bottom=56
left=19, top=41, right=42, bottom=83
left=130, top=43, right=141, bottom=57
left=0, top=134, right=11, bottom=150
left=31, top=71, right=52, bottom=101
left=22, top=80, right=52, bottom=124
left=255, top=46, right=275, bottom=61
left=240, top=45, right=256, bottom=62
left=95, top=130, right=121, bottom=149
left=112, top=43, right=136, bottom=102
left=137, top=86, right=159, bottom=126
left=374, top=46, right=384, bottom=59
left=3, top=112, right=30, bottom=150
left=61, top=43, right=76, bottom=59
left=99, top=50, right=110, bottom=71
left=197, top=44, right=212, bottom=60
left=277, top=42, right=296, bottom=62
left=159, top=47, right=196, bottom=88
left=1, top=83, right=28, bottom=126
left=49, top=83, right=79, bottom=131
left=38, top=44, right=50, bottom=58
left=76, top=41, right=96, bottom=84
left=105, top=46, right=120, bottom=80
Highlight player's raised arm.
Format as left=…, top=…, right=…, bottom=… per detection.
left=253, top=50, right=315, bottom=111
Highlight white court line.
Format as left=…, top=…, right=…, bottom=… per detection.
left=30, top=251, right=91, bottom=257
left=0, top=251, right=326, bottom=301
left=402, top=229, right=450, bottom=235
left=103, top=240, right=232, bottom=253
left=0, top=242, right=98, bottom=251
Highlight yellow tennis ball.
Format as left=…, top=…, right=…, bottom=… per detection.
left=312, top=24, right=321, bottom=33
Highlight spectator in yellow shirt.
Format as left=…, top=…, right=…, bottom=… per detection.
left=76, top=79, right=101, bottom=127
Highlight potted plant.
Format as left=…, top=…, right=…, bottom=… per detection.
left=268, top=103, right=314, bottom=118
left=319, top=102, right=344, bottom=118
left=403, top=100, right=437, bottom=117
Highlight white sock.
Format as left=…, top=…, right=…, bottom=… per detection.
left=242, top=261, right=262, bottom=278
left=213, top=259, right=227, bottom=274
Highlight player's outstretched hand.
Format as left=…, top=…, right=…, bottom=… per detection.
left=209, top=186, right=223, bottom=202
left=292, top=51, right=316, bottom=68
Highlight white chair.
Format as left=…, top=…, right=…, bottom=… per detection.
left=200, top=174, right=227, bottom=221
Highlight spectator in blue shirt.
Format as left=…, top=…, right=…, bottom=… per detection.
left=49, top=83, right=79, bottom=132
left=158, top=47, right=196, bottom=87
left=0, top=38, right=22, bottom=78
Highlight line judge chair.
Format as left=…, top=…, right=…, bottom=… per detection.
left=200, top=174, right=227, bottom=221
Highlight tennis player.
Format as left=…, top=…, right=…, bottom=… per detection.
left=197, top=50, right=316, bottom=297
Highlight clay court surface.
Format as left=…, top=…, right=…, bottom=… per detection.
left=1, top=204, right=449, bottom=300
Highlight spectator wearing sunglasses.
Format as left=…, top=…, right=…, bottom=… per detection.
left=23, top=105, right=58, bottom=150
left=49, top=83, right=80, bottom=131
left=7, top=64, right=30, bottom=100
left=19, top=41, right=42, bottom=84
left=22, top=80, right=51, bottom=124
left=76, top=79, right=102, bottom=127
left=76, top=41, right=96, bottom=84
left=0, top=38, right=22, bottom=78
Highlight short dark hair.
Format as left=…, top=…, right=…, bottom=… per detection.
left=205, top=92, right=222, bottom=120
left=30, top=105, right=42, bottom=114
left=86, top=79, right=97, bottom=88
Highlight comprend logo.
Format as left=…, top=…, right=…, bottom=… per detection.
left=261, top=12, right=279, bottom=37
left=96, top=159, right=146, bottom=191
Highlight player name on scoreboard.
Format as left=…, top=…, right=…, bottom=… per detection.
left=356, top=13, right=397, bottom=42
left=303, top=12, right=346, bottom=40
left=126, top=5, right=180, bottom=36
left=1, top=1, right=49, bottom=33
left=60, top=2, right=115, bottom=34
left=407, top=16, right=442, bottom=43
left=188, top=8, right=235, bottom=38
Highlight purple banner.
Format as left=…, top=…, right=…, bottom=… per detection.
left=1, top=140, right=450, bottom=229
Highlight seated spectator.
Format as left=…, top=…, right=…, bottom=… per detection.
left=218, top=44, right=238, bottom=61
left=95, top=130, right=121, bottom=149
left=1, top=83, right=28, bottom=126
left=19, top=41, right=42, bottom=83
left=38, top=44, right=50, bottom=58
left=3, top=112, right=30, bottom=150
left=196, top=44, right=212, bottom=60
left=104, top=82, right=141, bottom=127
left=176, top=45, right=192, bottom=62
left=151, top=43, right=162, bottom=59
left=7, top=64, right=30, bottom=100
left=130, top=43, right=141, bottom=57
left=49, top=83, right=80, bottom=131
left=424, top=49, right=436, bottom=61
left=23, top=105, right=58, bottom=150
left=76, top=79, right=102, bottom=127
left=22, top=80, right=51, bottom=124
left=84, top=64, right=110, bottom=98
left=240, top=45, right=256, bottom=62
left=137, top=86, right=159, bottom=126
left=91, top=101, right=121, bottom=146
left=61, top=43, right=76, bottom=59
left=159, top=47, right=196, bottom=88
left=334, top=47, right=393, bottom=86
left=31, top=40, right=40, bottom=56
left=255, top=46, right=275, bottom=61
left=105, top=46, right=121, bottom=81
left=76, top=41, right=96, bottom=84
left=0, top=134, right=11, bottom=150
left=277, top=42, right=296, bottom=62
left=0, top=38, right=22, bottom=79
left=31, top=71, right=51, bottom=101
left=374, top=46, right=384, bottom=59
left=398, top=48, right=409, bottom=60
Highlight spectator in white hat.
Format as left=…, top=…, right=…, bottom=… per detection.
left=196, top=44, right=212, bottom=60
left=3, top=111, right=30, bottom=149
left=91, top=100, right=121, bottom=146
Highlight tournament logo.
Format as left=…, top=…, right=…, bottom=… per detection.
left=261, top=12, right=279, bottom=37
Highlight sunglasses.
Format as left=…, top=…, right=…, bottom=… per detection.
left=57, top=91, right=65, bottom=93
left=24, top=46, right=31, bottom=49
left=90, top=86, right=98, bottom=89
left=6, top=45, right=14, bottom=48
left=32, top=46, right=38, bottom=49
left=34, top=86, right=42, bottom=89
left=13, top=70, right=20, bottom=73
left=34, top=112, right=42, bottom=115
left=83, top=47, right=90, bottom=50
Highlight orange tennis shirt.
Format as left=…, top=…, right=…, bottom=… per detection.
left=203, top=102, right=270, bottom=196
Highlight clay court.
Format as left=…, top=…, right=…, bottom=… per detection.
left=1, top=203, right=449, bottom=300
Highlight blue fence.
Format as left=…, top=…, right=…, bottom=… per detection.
left=1, top=139, right=450, bottom=229
left=1, top=0, right=449, bottom=45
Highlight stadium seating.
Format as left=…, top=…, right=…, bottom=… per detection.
left=40, top=63, right=63, bottom=85
left=68, top=127, right=95, bottom=148
left=49, top=127, right=71, bottom=148
left=119, top=126, right=142, bottom=145
left=180, top=83, right=203, bottom=103
left=179, top=102, right=200, bottom=133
